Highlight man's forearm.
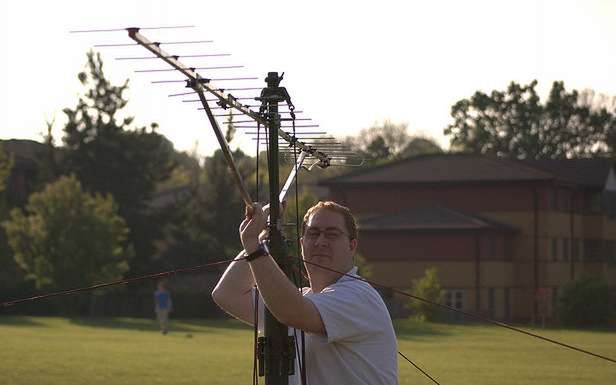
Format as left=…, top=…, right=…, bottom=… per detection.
left=249, top=255, right=303, bottom=319
left=211, top=250, right=256, bottom=323
left=248, top=255, right=324, bottom=334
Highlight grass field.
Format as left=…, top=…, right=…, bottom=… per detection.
left=0, top=316, right=615, bottom=385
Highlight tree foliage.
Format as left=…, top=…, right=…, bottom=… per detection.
left=154, top=148, right=257, bottom=269
left=406, top=267, right=444, bottom=321
left=0, top=143, right=13, bottom=199
left=345, top=120, right=443, bottom=164
left=0, top=143, right=14, bottom=268
left=557, top=278, right=612, bottom=326
left=58, top=51, right=177, bottom=275
left=2, top=175, right=131, bottom=289
left=445, top=80, right=616, bottom=159
left=400, top=136, right=444, bottom=158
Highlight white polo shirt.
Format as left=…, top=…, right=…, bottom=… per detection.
left=303, top=267, right=398, bottom=385
left=255, top=267, right=398, bottom=385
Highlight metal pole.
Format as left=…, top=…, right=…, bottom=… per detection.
left=262, top=72, right=294, bottom=385
left=195, top=89, right=253, bottom=207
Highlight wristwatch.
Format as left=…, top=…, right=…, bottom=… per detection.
left=245, top=243, right=269, bottom=262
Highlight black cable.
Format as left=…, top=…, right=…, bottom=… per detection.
left=291, top=116, right=307, bottom=385
left=256, top=121, right=260, bottom=202
left=294, top=256, right=616, bottom=365
left=0, top=258, right=237, bottom=308
left=253, top=288, right=260, bottom=385
left=398, top=351, right=441, bottom=385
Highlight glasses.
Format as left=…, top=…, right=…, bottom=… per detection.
left=303, top=227, right=349, bottom=241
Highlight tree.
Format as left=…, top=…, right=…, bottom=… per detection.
left=558, top=278, right=612, bottom=326
left=344, top=120, right=410, bottom=164
left=354, top=253, right=374, bottom=279
left=2, top=175, right=131, bottom=289
left=444, top=80, right=616, bottom=159
left=406, top=267, right=444, bottom=321
left=0, top=143, right=13, bottom=215
left=344, top=120, right=443, bottom=164
left=400, top=136, right=443, bottom=158
left=0, top=143, right=14, bottom=269
left=58, top=51, right=176, bottom=275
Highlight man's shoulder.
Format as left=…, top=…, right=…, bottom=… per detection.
left=323, top=275, right=384, bottom=302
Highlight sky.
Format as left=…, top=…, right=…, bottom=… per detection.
left=1, top=0, right=615, bottom=158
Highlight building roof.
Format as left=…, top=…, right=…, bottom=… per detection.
left=322, top=153, right=614, bottom=188
left=359, top=206, right=518, bottom=232
left=1, top=139, right=47, bottom=169
left=520, top=158, right=614, bottom=187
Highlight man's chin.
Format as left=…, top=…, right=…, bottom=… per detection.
left=311, top=255, right=332, bottom=264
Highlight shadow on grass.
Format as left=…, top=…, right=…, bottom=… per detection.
left=393, top=319, right=454, bottom=340
left=68, top=317, right=252, bottom=333
left=531, top=324, right=616, bottom=335
left=395, top=317, right=616, bottom=342
left=0, top=315, right=49, bottom=327
left=179, top=318, right=252, bottom=331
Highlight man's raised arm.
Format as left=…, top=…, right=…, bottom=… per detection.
left=211, top=250, right=256, bottom=325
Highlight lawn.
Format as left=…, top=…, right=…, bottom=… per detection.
left=0, top=316, right=614, bottom=385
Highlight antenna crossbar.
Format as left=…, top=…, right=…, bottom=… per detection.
left=126, top=28, right=330, bottom=166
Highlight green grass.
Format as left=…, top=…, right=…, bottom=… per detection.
left=0, top=316, right=615, bottom=385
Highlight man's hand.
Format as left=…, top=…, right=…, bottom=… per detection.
left=240, top=203, right=267, bottom=254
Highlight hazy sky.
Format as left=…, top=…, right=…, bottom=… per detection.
left=1, top=0, right=615, bottom=157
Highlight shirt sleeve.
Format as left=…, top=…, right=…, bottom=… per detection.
left=304, top=282, right=385, bottom=343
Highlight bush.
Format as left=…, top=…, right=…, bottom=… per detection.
left=406, top=267, right=443, bottom=321
left=2, top=175, right=131, bottom=290
left=558, top=278, right=612, bottom=326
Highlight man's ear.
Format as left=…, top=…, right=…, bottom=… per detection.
left=349, top=238, right=358, bottom=252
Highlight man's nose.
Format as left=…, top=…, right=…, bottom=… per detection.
left=313, top=232, right=329, bottom=245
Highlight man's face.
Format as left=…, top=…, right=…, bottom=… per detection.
left=300, top=208, right=357, bottom=277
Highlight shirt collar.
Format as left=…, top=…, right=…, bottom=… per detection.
left=337, top=266, right=359, bottom=284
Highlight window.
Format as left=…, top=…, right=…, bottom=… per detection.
left=552, top=238, right=559, bottom=261
left=584, top=240, right=604, bottom=262
left=562, top=192, right=571, bottom=212
left=584, top=193, right=602, bottom=214
left=573, top=239, right=581, bottom=261
left=444, top=290, right=464, bottom=310
left=605, top=241, right=616, bottom=263
left=552, top=287, right=559, bottom=318
left=504, top=287, right=511, bottom=319
left=562, top=238, right=570, bottom=262
left=488, top=288, right=496, bottom=318
left=550, top=189, right=558, bottom=211
left=504, top=237, right=513, bottom=260
left=489, top=237, right=497, bottom=259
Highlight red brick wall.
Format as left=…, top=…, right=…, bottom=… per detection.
left=360, top=232, right=477, bottom=261
left=359, top=230, right=514, bottom=262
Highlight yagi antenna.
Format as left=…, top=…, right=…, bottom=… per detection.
left=72, top=24, right=365, bottom=385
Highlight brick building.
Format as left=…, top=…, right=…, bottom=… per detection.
left=321, top=154, right=616, bottom=321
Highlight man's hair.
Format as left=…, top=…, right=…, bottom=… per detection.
left=302, top=201, right=358, bottom=240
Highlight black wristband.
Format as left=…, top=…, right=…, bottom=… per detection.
left=245, top=244, right=268, bottom=262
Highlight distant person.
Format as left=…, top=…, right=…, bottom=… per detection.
left=154, top=281, right=172, bottom=334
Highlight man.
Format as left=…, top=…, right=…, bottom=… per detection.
left=154, top=281, right=172, bottom=334
left=212, top=201, right=398, bottom=385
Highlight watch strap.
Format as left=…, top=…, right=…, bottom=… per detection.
left=245, top=244, right=268, bottom=262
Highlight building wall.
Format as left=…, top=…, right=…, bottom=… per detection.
left=330, top=181, right=616, bottom=321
